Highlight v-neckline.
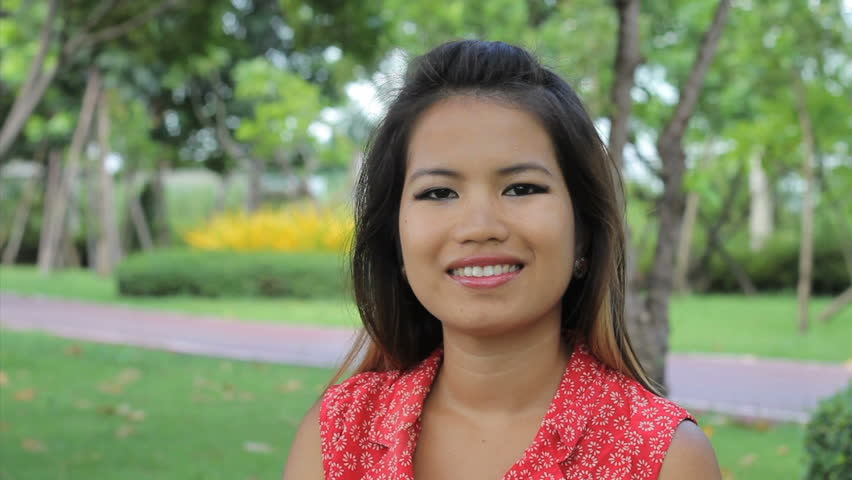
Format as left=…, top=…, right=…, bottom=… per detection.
left=403, top=342, right=583, bottom=479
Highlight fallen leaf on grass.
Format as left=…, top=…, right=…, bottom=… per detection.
left=97, top=404, right=117, bottom=416
left=116, top=368, right=141, bottom=384
left=278, top=380, right=304, bottom=394
left=115, top=424, right=135, bottom=439
left=64, top=344, right=84, bottom=356
left=243, top=441, right=274, bottom=454
left=776, top=445, right=790, bottom=456
left=98, top=382, right=124, bottom=395
left=194, top=376, right=213, bottom=388
left=0, top=370, right=8, bottom=387
left=22, top=438, right=47, bottom=452
left=128, top=410, right=146, bottom=422
left=117, top=403, right=133, bottom=416
left=720, top=468, right=735, bottom=480
left=738, top=453, right=758, bottom=466
left=14, top=388, right=36, bottom=401
left=701, top=425, right=715, bottom=439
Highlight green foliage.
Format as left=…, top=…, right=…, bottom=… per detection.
left=232, top=57, right=323, bottom=156
left=804, top=382, right=852, bottom=480
left=115, top=249, right=347, bottom=299
left=705, top=233, right=849, bottom=295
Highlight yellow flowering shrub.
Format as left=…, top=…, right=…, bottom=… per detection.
left=183, top=205, right=354, bottom=253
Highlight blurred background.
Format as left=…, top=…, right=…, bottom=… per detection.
left=0, top=0, right=850, bottom=479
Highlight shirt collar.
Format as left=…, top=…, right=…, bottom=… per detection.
left=367, top=343, right=605, bottom=464
left=368, top=348, right=443, bottom=447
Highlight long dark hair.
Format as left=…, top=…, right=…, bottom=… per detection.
left=337, top=40, right=657, bottom=394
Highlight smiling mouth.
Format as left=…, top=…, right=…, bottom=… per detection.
left=447, top=264, right=524, bottom=278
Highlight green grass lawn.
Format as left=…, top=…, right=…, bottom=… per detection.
left=0, top=266, right=361, bottom=328
left=2, top=265, right=850, bottom=362
left=0, top=331, right=808, bottom=479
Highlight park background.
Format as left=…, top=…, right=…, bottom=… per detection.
left=0, top=0, right=850, bottom=479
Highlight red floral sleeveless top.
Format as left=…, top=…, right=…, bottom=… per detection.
left=319, top=343, right=695, bottom=479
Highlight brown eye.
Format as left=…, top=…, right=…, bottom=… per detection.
left=415, top=188, right=458, bottom=200
left=504, top=184, right=548, bottom=196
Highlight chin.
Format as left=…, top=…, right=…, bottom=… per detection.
left=440, top=310, right=542, bottom=338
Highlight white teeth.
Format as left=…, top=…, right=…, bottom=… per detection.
left=450, top=264, right=521, bottom=277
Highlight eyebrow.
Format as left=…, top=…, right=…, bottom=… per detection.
left=407, top=162, right=554, bottom=183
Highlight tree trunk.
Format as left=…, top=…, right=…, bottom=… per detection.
left=673, top=192, right=699, bottom=293
left=608, top=0, right=642, bottom=169
left=607, top=0, right=650, bottom=384
left=95, top=88, right=121, bottom=274
left=793, top=69, right=816, bottom=333
left=151, top=160, right=170, bottom=245
left=636, top=0, right=732, bottom=390
left=819, top=286, right=852, bottom=322
left=748, top=148, right=773, bottom=251
left=211, top=171, right=234, bottom=217
left=246, top=157, right=263, bottom=212
left=126, top=171, right=154, bottom=250
left=1, top=173, right=40, bottom=265
left=37, top=150, right=62, bottom=268
left=86, top=154, right=100, bottom=270
left=38, top=68, right=102, bottom=273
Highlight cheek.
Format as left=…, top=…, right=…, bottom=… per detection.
left=398, top=205, right=441, bottom=267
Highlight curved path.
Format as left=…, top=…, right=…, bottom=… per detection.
left=1, top=293, right=849, bottom=423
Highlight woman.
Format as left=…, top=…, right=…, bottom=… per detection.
left=284, top=40, right=720, bottom=479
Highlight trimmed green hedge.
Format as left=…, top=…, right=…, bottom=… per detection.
left=115, top=249, right=348, bottom=298
left=705, top=234, right=849, bottom=295
left=804, top=382, right=852, bottom=480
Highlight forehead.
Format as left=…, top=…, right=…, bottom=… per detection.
left=406, top=96, right=558, bottom=174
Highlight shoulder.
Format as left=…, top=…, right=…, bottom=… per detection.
left=283, top=371, right=400, bottom=480
left=573, top=355, right=706, bottom=478
left=282, top=402, right=323, bottom=480
left=658, top=420, right=721, bottom=479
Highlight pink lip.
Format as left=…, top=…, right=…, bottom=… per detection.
left=445, top=255, right=525, bottom=290
left=449, top=269, right=522, bottom=289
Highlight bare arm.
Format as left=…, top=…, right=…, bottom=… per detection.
left=282, top=402, right=324, bottom=480
left=658, top=420, right=722, bottom=480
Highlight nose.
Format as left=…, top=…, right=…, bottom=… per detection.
left=450, top=193, right=510, bottom=244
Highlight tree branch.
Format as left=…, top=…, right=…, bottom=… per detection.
left=658, top=0, right=732, bottom=151
left=64, top=0, right=178, bottom=54
left=628, top=131, right=662, bottom=178
left=0, top=0, right=58, bottom=159
left=81, top=0, right=123, bottom=33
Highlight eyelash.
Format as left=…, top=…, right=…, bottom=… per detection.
left=414, top=183, right=550, bottom=201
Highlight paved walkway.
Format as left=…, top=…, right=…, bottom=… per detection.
left=2, top=293, right=849, bottom=423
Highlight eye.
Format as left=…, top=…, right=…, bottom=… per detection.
left=414, top=188, right=458, bottom=200
left=503, top=183, right=549, bottom=196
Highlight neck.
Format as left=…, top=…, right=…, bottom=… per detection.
left=430, top=314, right=572, bottom=419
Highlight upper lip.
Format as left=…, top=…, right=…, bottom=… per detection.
left=446, top=255, right=525, bottom=271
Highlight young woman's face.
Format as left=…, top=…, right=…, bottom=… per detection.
left=399, top=96, right=578, bottom=337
